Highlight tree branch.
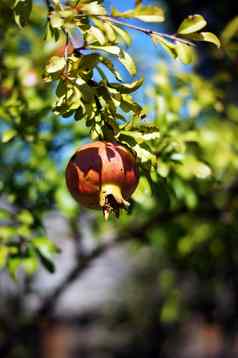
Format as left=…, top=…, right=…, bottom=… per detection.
left=36, top=203, right=223, bottom=318
left=0, top=202, right=230, bottom=356
left=75, top=14, right=195, bottom=47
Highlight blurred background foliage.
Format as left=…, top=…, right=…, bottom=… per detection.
left=1, top=0, right=238, bottom=357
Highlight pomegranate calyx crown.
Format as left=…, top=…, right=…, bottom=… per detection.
left=99, top=183, right=130, bottom=220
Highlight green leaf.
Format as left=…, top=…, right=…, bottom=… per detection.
left=120, top=129, right=160, bottom=144
left=111, top=24, right=132, bottom=46
left=176, top=42, right=194, bottom=64
left=7, top=257, right=21, bottom=280
left=119, top=49, right=137, bottom=76
left=32, top=236, right=60, bottom=261
left=46, top=56, right=66, bottom=73
left=134, top=144, right=157, bottom=165
left=101, top=21, right=117, bottom=43
left=0, top=226, right=16, bottom=241
left=89, top=45, right=121, bottom=56
left=22, top=254, right=38, bottom=275
left=0, top=247, right=8, bottom=269
left=177, top=15, right=207, bottom=35
left=50, top=13, right=64, bottom=29
left=185, top=32, right=221, bottom=48
left=17, top=225, right=31, bottom=239
left=0, top=208, right=11, bottom=221
left=81, top=1, right=106, bottom=16
left=2, top=129, right=16, bottom=143
left=151, top=34, right=177, bottom=58
left=109, top=77, right=144, bottom=94
left=74, top=107, right=84, bottom=121
left=36, top=251, right=56, bottom=273
left=99, top=56, right=123, bottom=81
left=18, top=209, right=34, bottom=225
left=56, top=79, right=67, bottom=97
left=88, top=26, right=106, bottom=45
left=112, top=5, right=164, bottom=23
left=119, top=95, right=143, bottom=115
left=12, top=0, right=32, bottom=28
left=77, top=54, right=99, bottom=70
left=222, top=17, right=238, bottom=43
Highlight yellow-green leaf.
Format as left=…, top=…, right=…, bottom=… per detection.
left=99, top=56, right=123, bottom=81
left=187, top=32, right=221, bottom=48
left=0, top=247, right=8, bottom=269
left=22, top=256, right=38, bottom=275
left=50, top=13, right=64, bottom=29
left=111, top=24, right=132, bottom=46
left=88, top=26, right=106, bottom=45
left=112, top=5, right=164, bottom=23
left=151, top=34, right=177, bottom=58
left=134, top=144, right=157, bottom=164
left=103, top=21, right=116, bottom=42
left=2, top=129, right=16, bottom=143
left=90, top=45, right=121, bottom=56
left=109, top=77, right=144, bottom=93
left=81, top=2, right=106, bottom=16
left=46, top=56, right=66, bottom=73
left=120, top=129, right=160, bottom=144
left=119, top=49, right=136, bottom=76
left=177, top=15, right=207, bottom=35
left=222, top=17, right=238, bottom=43
left=18, top=209, right=34, bottom=225
left=176, top=42, right=194, bottom=64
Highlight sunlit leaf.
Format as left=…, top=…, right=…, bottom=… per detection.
left=46, top=56, right=66, bottom=73
left=177, top=15, right=207, bottom=35
left=185, top=32, right=221, bottom=48
left=18, top=209, right=34, bottom=225
left=111, top=24, right=132, bottom=46
left=88, top=26, right=106, bottom=45
left=176, top=42, right=194, bottom=64
left=119, top=49, right=136, bottom=76
left=134, top=144, right=157, bottom=165
left=151, top=34, right=177, bottom=58
left=89, top=45, right=121, bottom=55
left=32, top=236, right=61, bottom=261
left=22, top=255, right=38, bottom=275
left=50, top=13, right=64, bottom=29
left=2, top=129, right=16, bottom=143
left=109, top=77, right=144, bottom=93
left=99, top=56, right=123, bottom=81
left=222, top=16, right=238, bottom=43
left=81, top=1, right=106, bottom=16
left=112, top=5, right=164, bottom=23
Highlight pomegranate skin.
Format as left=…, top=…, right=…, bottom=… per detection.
left=65, top=141, right=139, bottom=214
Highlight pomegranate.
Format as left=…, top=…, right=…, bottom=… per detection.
left=65, top=141, right=139, bottom=219
left=54, top=43, right=74, bottom=58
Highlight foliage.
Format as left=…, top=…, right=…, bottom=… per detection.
left=0, top=0, right=225, bottom=282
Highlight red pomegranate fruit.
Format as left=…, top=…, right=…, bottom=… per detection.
left=65, top=141, right=139, bottom=219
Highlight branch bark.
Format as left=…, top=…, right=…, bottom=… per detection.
left=0, top=201, right=230, bottom=356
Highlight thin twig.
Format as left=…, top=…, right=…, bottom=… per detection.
left=76, top=14, right=195, bottom=47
